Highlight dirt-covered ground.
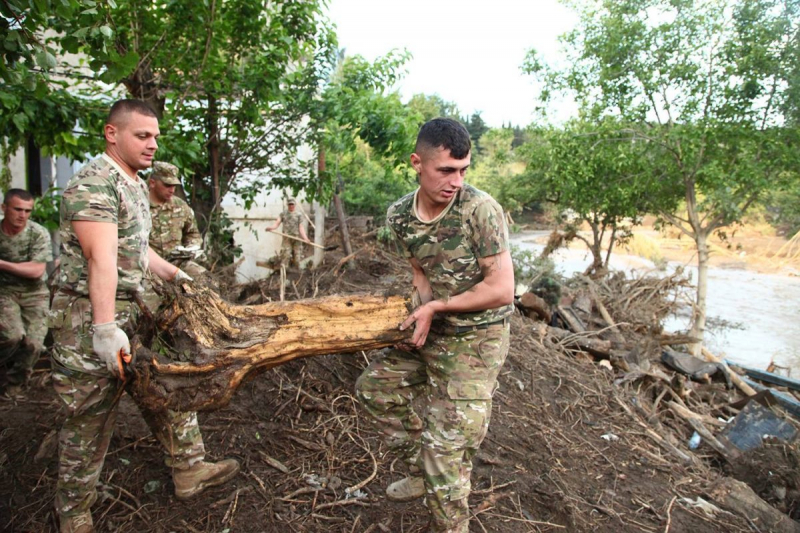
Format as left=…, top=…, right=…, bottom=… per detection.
left=1, top=230, right=798, bottom=532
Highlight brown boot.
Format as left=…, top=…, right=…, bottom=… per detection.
left=60, top=511, right=93, bottom=533
left=173, top=459, right=240, bottom=500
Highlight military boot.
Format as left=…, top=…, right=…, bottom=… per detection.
left=59, top=511, right=93, bottom=533
left=173, top=459, right=240, bottom=500
left=386, top=476, right=425, bottom=502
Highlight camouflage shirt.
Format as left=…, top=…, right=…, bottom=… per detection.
left=149, top=196, right=202, bottom=257
left=387, top=184, right=513, bottom=327
left=0, top=220, right=52, bottom=292
left=280, top=209, right=303, bottom=237
left=57, top=154, right=151, bottom=299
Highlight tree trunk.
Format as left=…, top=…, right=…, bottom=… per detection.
left=128, top=284, right=411, bottom=413
left=208, top=95, right=222, bottom=213
left=689, top=231, right=709, bottom=355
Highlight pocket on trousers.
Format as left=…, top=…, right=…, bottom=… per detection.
left=446, top=377, right=493, bottom=400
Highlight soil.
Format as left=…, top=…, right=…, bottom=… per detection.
left=1, top=229, right=797, bottom=532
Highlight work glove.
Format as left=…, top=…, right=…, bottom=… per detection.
left=92, top=322, right=131, bottom=378
left=173, top=269, right=193, bottom=282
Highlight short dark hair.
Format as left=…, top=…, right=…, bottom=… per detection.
left=107, top=99, right=158, bottom=126
left=3, top=188, right=34, bottom=204
left=415, top=118, right=471, bottom=159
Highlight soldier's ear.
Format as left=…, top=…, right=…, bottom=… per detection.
left=104, top=123, right=117, bottom=144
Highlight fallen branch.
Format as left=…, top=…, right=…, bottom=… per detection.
left=128, top=284, right=411, bottom=412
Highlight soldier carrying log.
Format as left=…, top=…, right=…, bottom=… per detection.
left=49, top=99, right=239, bottom=533
left=356, top=118, right=515, bottom=533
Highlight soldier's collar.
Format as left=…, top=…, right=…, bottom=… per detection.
left=101, top=153, right=139, bottom=182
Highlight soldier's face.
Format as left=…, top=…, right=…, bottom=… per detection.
left=106, top=111, right=160, bottom=172
left=411, top=147, right=470, bottom=207
left=151, top=179, right=176, bottom=203
left=1, top=197, right=34, bottom=232
left=288, top=203, right=296, bottom=211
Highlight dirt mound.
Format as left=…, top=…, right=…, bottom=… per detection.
left=0, top=229, right=796, bottom=532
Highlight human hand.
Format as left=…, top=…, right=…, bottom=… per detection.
left=92, top=322, right=131, bottom=378
left=400, top=302, right=436, bottom=348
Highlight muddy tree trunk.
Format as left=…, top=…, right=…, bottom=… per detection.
left=129, top=284, right=411, bottom=413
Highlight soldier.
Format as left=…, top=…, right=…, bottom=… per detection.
left=148, top=161, right=206, bottom=278
left=0, top=188, right=53, bottom=396
left=267, top=197, right=310, bottom=268
left=50, top=99, right=239, bottom=533
left=355, top=118, right=515, bottom=533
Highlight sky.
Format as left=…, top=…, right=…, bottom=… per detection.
left=325, top=0, right=580, bottom=128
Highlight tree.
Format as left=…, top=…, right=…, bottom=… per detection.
left=524, top=0, right=800, bottom=351
left=468, top=128, right=526, bottom=214
left=464, top=111, right=489, bottom=153
left=407, top=94, right=461, bottom=123
left=519, top=118, right=678, bottom=275
left=2, top=0, right=337, bottom=266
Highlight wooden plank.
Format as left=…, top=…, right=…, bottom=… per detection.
left=728, top=361, right=800, bottom=392
left=740, top=377, right=800, bottom=420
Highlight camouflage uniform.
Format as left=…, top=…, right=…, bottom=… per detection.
left=0, top=219, right=52, bottom=387
left=278, top=209, right=304, bottom=267
left=356, top=184, right=513, bottom=532
left=148, top=165, right=204, bottom=278
left=50, top=155, right=206, bottom=519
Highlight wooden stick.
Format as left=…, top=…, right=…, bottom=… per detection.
left=701, top=347, right=756, bottom=397
left=269, top=229, right=324, bottom=249
left=666, top=401, right=740, bottom=460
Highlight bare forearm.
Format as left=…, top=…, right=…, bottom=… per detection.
left=428, top=280, right=512, bottom=315
left=88, top=257, right=118, bottom=324
left=148, top=247, right=178, bottom=280
left=0, top=259, right=46, bottom=279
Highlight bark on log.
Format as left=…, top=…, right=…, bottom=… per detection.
left=128, top=282, right=411, bottom=413
left=533, top=322, right=612, bottom=357
left=708, top=477, right=800, bottom=533
left=702, top=346, right=757, bottom=397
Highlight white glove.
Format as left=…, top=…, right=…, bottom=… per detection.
left=173, top=269, right=193, bottom=282
left=92, top=322, right=130, bottom=378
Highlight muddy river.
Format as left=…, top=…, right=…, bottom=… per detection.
left=512, top=232, right=800, bottom=371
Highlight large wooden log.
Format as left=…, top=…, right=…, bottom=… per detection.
left=128, top=282, right=411, bottom=413
left=708, top=477, right=800, bottom=533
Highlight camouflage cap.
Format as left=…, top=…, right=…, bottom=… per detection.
left=287, top=197, right=296, bottom=204
left=152, top=162, right=181, bottom=185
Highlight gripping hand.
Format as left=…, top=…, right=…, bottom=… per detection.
left=92, top=322, right=131, bottom=378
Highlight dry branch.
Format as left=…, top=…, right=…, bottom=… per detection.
left=128, top=282, right=411, bottom=413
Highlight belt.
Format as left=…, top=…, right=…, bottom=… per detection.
left=434, top=317, right=509, bottom=335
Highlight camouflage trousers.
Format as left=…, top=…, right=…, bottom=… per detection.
left=0, top=287, right=49, bottom=386
left=279, top=238, right=304, bottom=268
left=356, top=322, right=510, bottom=532
left=50, top=293, right=206, bottom=518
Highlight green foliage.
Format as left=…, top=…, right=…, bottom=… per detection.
left=31, top=188, right=62, bottom=232
left=339, top=139, right=415, bottom=218
left=204, top=211, right=242, bottom=270
left=468, top=128, right=526, bottom=213
left=376, top=225, right=394, bottom=245
left=407, top=94, right=461, bottom=122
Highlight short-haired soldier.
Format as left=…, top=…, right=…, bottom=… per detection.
left=356, top=118, right=515, bottom=532
left=0, top=188, right=53, bottom=396
left=50, top=99, right=239, bottom=533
